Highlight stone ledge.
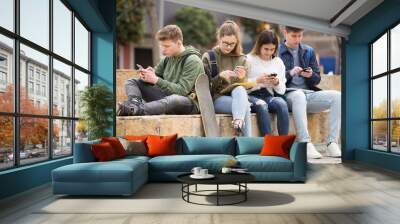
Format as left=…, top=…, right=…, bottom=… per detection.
left=116, top=112, right=330, bottom=143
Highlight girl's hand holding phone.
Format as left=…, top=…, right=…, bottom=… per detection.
left=234, top=66, right=246, bottom=79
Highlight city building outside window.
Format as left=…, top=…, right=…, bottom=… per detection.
left=0, top=0, right=91, bottom=170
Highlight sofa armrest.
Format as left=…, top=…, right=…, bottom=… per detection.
left=73, top=140, right=100, bottom=163
left=289, top=142, right=307, bottom=182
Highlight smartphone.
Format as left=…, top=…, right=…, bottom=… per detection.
left=136, top=64, right=144, bottom=70
left=268, top=73, right=277, bottom=77
left=302, top=67, right=311, bottom=72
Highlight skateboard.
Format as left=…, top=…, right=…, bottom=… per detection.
left=195, top=74, right=220, bottom=137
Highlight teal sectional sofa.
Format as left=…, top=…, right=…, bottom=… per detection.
left=52, top=137, right=307, bottom=196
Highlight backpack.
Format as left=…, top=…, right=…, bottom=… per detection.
left=207, top=49, right=218, bottom=78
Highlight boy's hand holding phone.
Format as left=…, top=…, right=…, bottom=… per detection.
left=136, top=64, right=145, bottom=79
left=137, top=64, right=158, bottom=84
left=289, top=66, right=303, bottom=76
left=300, top=67, right=313, bottom=78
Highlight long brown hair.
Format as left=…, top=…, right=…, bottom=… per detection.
left=217, top=20, right=243, bottom=55
left=250, top=29, right=279, bottom=57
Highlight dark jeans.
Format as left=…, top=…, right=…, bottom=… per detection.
left=124, top=78, right=198, bottom=115
left=249, top=89, right=289, bottom=136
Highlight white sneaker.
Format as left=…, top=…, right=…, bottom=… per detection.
left=307, top=143, right=322, bottom=159
left=326, top=142, right=341, bottom=158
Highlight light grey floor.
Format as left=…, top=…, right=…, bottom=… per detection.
left=1, top=162, right=400, bottom=224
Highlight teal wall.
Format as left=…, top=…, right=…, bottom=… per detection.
left=0, top=0, right=116, bottom=200
left=91, top=0, right=116, bottom=136
left=0, top=158, right=72, bottom=199
left=344, top=0, right=400, bottom=171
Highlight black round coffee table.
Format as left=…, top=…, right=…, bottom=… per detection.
left=177, top=172, right=255, bottom=206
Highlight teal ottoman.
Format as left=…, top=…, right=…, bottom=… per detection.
left=52, top=156, right=148, bottom=196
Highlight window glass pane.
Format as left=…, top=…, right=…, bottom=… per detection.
left=53, top=59, right=72, bottom=117
left=391, top=72, right=400, bottom=118
left=53, top=0, right=72, bottom=60
left=20, top=0, right=49, bottom=49
left=372, top=76, right=387, bottom=119
left=75, top=120, right=88, bottom=143
left=0, top=116, right=13, bottom=170
left=372, top=121, right=388, bottom=151
left=20, top=44, right=49, bottom=115
left=0, top=35, right=14, bottom=113
left=391, top=120, right=400, bottom=153
left=391, top=24, right=400, bottom=70
left=20, top=117, right=49, bottom=165
left=74, top=69, right=89, bottom=118
left=75, top=18, right=89, bottom=70
left=0, top=0, right=14, bottom=31
left=372, top=33, right=387, bottom=76
left=53, top=119, right=72, bottom=157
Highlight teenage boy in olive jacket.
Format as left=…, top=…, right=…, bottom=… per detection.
left=118, top=25, right=204, bottom=116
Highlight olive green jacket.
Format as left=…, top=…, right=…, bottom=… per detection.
left=202, top=47, right=248, bottom=99
left=155, top=46, right=204, bottom=96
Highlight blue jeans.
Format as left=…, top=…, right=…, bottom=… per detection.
left=214, top=86, right=252, bottom=136
left=285, top=89, right=341, bottom=143
left=249, top=90, right=289, bottom=136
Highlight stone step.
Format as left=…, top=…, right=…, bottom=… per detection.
left=116, top=112, right=330, bottom=143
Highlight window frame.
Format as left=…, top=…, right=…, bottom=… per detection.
left=370, top=20, right=400, bottom=154
left=0, top=0, right=92, bottom=171
left=0, top=53, right=8, bottom=88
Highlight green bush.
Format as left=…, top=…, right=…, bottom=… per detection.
left=173, top=7, right=217, bottom=49
left=117, top=0, right=146, bottom=44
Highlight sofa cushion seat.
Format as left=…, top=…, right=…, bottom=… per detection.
left=53, top=159, right=146, bottom=183
left=236, top=155, right=293, bottom=172
left=148, top=154, right=235, bottom=172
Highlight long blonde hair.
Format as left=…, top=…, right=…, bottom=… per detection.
left=217, top=20, right=243, bottom=55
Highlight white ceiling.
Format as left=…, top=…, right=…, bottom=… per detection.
left=226, top=0, right=353, bottom=22
left=164, top=0, right=384, bottom=37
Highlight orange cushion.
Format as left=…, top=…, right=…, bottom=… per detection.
left=101, top=137, right=126, bottom=158
left=91, top=142, right=117, bottom=162
left=259, top=135, right=296, bottom=159
left=146, top=134, right=178, bottom=157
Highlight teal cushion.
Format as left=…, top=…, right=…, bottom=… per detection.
left=73, top=139, right=101, bottom=163
left=236, top=155, right=293, bottom=172
left=148, top=154, right=235, bottom=172
left=179, top=137, right=236, bottom=155
left=236, top=137, right=264, bottom=155
left=52, top=159, right=147, bottom=183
